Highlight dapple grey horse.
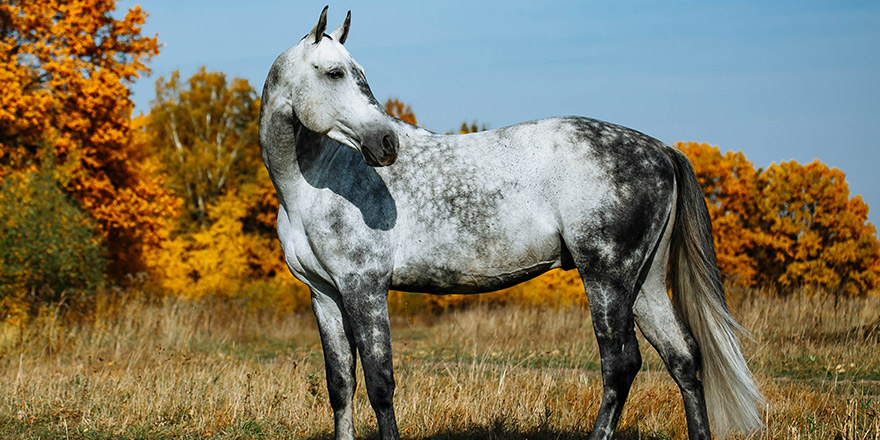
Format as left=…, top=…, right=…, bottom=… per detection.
left=259, top=7, right=762, bottom=440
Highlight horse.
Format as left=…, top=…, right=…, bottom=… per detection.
left=259, top=7, right=763, bottom=440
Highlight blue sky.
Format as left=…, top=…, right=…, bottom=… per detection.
left=122, top=1, right=880, bottom=225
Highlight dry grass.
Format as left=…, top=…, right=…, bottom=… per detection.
left=0, top=290, right=878, bottom=439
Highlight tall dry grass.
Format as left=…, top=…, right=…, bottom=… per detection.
left=0, top=290, right=878, bottom=439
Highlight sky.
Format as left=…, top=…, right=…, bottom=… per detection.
left=121, top=0, right=880, bottom=225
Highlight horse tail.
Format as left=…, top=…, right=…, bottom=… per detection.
left=665, top=147, right=764, bottom=438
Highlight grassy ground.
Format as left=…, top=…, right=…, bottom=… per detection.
left=0, top=290, right=878, bottom=439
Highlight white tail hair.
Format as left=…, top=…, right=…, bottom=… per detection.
left=666, top=147, right=765, bottom=438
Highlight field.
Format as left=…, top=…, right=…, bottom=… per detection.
left=1, top=290, right=878, bottom=439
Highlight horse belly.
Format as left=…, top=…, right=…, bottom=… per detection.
left=390, top=218, right=565, bottom=294
left=391, top=260, right=564, bottom=294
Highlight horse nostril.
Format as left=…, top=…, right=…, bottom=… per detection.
left=382, top=134, right=398, bottom=153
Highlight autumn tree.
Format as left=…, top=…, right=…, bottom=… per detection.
left=145, top=68, right=297, bottom=300
left=148, top=67, right=262, bottom=229
left=453, top=121, right=488, bottom=134
left=678, top=142, right=880, bottom=294
left=148, top=167, right=303, bottom=306
left=0, top=0, right=178, bottom=278
left=752, top=160, right=880, bottom=294
left=384, top=98, right=418, bottom=126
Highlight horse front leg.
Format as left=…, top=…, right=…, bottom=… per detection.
left=340, top=278, right=400, bottom=440
left=311, top=286, right=358, bottom=440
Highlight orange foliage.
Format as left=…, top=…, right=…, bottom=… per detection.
left=752, top=160, right=880, bottom=294
left=677, top=142, right=880, bottom=295
left=0, top=1, right=178, bottom=278
left=1, top=1, right=873, bottom=310
left=384, top=98, right=418, bottom=126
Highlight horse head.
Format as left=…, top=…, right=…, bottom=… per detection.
left=279, top=6, right=398, bottom=167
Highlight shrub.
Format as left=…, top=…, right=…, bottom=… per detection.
left=0, top=169, right=106, bottom=320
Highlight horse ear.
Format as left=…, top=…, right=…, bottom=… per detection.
left=330, top=10, right=351, bottom=45
left=309, top=5, right=329, bottom=44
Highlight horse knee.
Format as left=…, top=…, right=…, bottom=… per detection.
left=593, top=323, right=643, bottom=386
left=372, top=383, right=394, bottom=409
left=602, top=343, right=642, bottom=385
left=620, top=345, right=643, bottom=380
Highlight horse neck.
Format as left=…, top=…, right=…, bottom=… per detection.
left=260, top=107, right=314, bottom=193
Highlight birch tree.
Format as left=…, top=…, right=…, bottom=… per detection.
left=147, top=67, right=261, bottom=229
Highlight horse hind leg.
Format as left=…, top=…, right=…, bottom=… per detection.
left=633, top=229, right=712, bottom=439
left=579, top=275, right=643, bottom=440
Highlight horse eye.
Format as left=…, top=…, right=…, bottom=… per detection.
left=327, top=69, right=344, bottom=80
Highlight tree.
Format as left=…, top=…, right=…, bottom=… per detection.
left=147, top=67, right=262, bottom=229
left=0, top=0, right=178, bottom=278
left=453, top=121, right=488, bottom=134
left=678, top=142, right=880, bottom=295
left=150, top=189, right=253, bottom=299
left=148, top=173, right=299, bottom=303
left=752, top=160, right=880, bottom=294
left=384, top=98, right=418, bottom=126
left=145, top=68, right=294, bottom=300
left=675, top=142, right=763, bottom=286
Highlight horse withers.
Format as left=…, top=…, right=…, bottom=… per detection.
left=259, top=7, right=763, bottom=440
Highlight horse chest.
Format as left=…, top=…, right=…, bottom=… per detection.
left=279, top=182, right=398, bottom=285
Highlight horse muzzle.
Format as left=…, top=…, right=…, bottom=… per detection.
left=361, top=131, right=398, bottom=167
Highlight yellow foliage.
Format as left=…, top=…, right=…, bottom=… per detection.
left=0, top=292, right=30, bottom=328
left=150, top=192, right=250, bottom=299
left=147, top=68, right=262, bottom=230
left=147, top=169, right=311, bottom=309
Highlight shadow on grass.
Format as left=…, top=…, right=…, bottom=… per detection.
left=0, top=418, right=673, bottom=440
left=305, top=425, right=673, bottom=440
